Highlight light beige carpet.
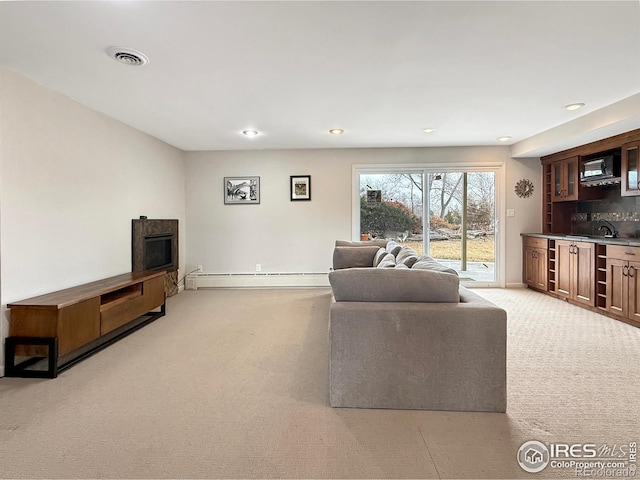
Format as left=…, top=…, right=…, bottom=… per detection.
left=0, top=287, right=638, bottom=479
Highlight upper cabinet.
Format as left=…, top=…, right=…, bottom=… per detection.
left=621, top=141, right=640, bottom=197
left=550, top=156, right=579, bottom=202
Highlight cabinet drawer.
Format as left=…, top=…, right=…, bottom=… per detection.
left=606, top=245, right=640, bottom=260
left=524, top=237, right=548, bottom=249
left=100, top=296, right=147, bottom=335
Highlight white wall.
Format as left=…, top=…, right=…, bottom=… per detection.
left=185, top=146, right=540, bottom=285
left=0, top=68, right=186, bottom=374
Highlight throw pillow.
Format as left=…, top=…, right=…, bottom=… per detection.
left=376, top=253, right=396, bottom=268
left=385, top=241, right=402, bottom=256
left=372, top=247, right=387, bottom=267
left=395, top=246, right=419, bottom=268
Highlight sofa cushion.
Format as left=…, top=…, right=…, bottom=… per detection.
left=395, top=246, right=419, bottom=268
left=376, top=253, right=396, bottom=268
left=412, top=255, right=458, bottom=276
left=328, top=268, right=460, bottom=303
left=385, top=241, right=402, bottom=256
left=332, top=246, right=381, bottom=270
left=372, top=247, right=388, bottom=267
left=335, top=240, right=388, bottom=248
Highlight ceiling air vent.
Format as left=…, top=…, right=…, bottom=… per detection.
left=106, top=46, right=149, bottom=66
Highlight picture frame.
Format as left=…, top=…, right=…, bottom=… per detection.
left=224, top=176, right=260, bottom=204
left=290, top=175, right=311, bottom=201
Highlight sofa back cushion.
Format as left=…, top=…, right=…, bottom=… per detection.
left=335, top=240, right=388, bottom=248
left=329, top=268, right=459, bottom=303
left=333, top=246, right=381, bottom=270
left=412, top=255, right=459, bottom=276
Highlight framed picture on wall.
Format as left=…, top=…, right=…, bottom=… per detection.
left=224, top=176, right=260, bottom=204
left=290, top=175, right=311, bottom=201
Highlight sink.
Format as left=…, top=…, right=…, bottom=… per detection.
left=565, top=234, right=633, bottom=245
left=566, top=234, right=596, bottom=239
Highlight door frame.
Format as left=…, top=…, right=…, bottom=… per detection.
left=352, top=162, right=506, bottom=288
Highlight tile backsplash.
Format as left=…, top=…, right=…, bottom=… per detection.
left=572, top=187, right=640, bottom=238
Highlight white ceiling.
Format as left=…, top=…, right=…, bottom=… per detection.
left=1, top=1, right=639, bottom=155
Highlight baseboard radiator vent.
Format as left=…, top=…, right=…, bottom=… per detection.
left=187, top=272, right=330, bottom=289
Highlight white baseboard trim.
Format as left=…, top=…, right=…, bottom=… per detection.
left=193, top=272, right=330, bottom=289
left=506, top=282, right=526, bottom=288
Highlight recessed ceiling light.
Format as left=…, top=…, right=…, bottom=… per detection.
left=565, top=103, right=585, bottom=111
left=497, top=136, right=512, bottom=142
left=106, top=46, right=149, bottom=66
left=242, top=130, right=259, bottom=136
left=423, top=128, right=435, bottom=133
left=329, top=128, right=344, bottom=135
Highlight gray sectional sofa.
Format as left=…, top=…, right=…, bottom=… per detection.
left=328, top=240, right=507, bottom=412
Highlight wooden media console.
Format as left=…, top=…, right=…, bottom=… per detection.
left=5, top=271, right=166, bottom=378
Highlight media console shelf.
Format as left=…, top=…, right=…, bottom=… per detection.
left=5, top=271, right=166, bottom=378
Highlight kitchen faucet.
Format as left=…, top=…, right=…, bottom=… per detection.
left=598, top=220, right=618, bottom=238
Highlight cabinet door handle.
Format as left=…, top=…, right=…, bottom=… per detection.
left=629, top=266, right=635, bottom=278
left=623, top=265, right=629, bottom=277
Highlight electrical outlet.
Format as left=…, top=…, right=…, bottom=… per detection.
left=256, top=264, right=262, bottom=272
left=197, top=264, right=203, bottom=272
left=506, top=209, right=515, bottom=217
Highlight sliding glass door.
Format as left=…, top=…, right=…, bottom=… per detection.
left=356, top=165, right=502, bottom=287
left=426, top=171, right=496, bottom=283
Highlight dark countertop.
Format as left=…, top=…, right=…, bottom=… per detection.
left=521, top=233, right=640, bottom=247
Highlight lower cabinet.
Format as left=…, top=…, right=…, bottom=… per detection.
left=605, top=245, right=640, bottom=322
left=523, top=237, right=548, bottom=291
left=522, top=235, right=640, bottom=328
left=555, top=240, right=595, bottom=307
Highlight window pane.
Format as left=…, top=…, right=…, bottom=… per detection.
left=359, top=173, right=423, bottom=250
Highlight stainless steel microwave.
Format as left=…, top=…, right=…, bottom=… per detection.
left=580, top=155, right=620, bottom=182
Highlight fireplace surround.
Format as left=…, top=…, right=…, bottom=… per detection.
left=132, top=218, right=178, bottom=296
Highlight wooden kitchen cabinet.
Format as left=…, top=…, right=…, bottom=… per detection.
left=555, top=239, right=595, bottom=307
left=550, top=156, right=579, bottom=202
left=523, top=236, right=548, bottom=291
left=605, top=245, right=640, bottom=323
left=621, top=141, right=640, bottom=196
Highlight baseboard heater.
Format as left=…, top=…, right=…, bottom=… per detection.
left=187, top=272, right=330, bottom=289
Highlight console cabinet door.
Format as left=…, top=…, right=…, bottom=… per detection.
left=523, top=238, right=548, bottom=291
left=555, top=240, right=594, bottom=306
left=573, top=241, right=595, bottom=306
left=535, top=248, right=548, bottom=290
left=627, top=260, right=640, bottom=322
left=555, top=240, right=573, bottom=298
left=606, top=257, right=627, bottom=317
